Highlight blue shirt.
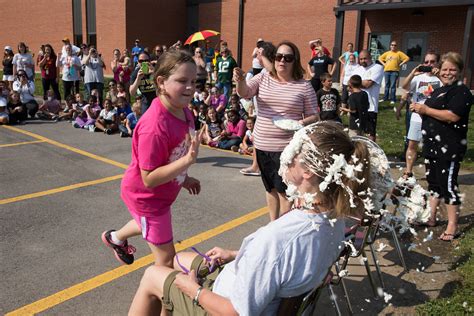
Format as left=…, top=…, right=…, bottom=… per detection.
left=131, top=45, right=144, bottom=63
left=126, top=112, right=140, bottom=129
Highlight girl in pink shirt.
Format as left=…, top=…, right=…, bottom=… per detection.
left=217, top=109, right=246, bottom=150
left=102, top=50, right=202, bottom=269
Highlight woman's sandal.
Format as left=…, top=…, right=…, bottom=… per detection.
left=438, top=231, right=461, bottom=242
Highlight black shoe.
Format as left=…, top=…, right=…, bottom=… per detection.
left=101, top=230, right=136, bottom=265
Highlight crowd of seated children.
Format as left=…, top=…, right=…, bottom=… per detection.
left=94, top=98, right=117, bottom=134
left=119, top=101, right=141, bottom=137
left=202, top=106, right=224, bottom=146
left=239, top=116, right=255, bottom=155
left=217, top=109, right=246, bottom=150
left=37, top=90, right=61, bottom=121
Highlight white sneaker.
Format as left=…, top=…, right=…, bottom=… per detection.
left=390, top=101, right=395, bottom=105
left=88, top=125, right=96, bottom=132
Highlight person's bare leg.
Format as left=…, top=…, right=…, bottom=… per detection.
left=405, top=140, right=419, bottom=176
left=148, top=241, right=176, bottom=268
left=277, top=192, right=291, bottom=216
left=173, top=252, right=201, bottom=272
left=428, top=196, right=441, bottom=227
left=440, top=204, right=460, bottom=239
left=266, top=190, right=280, bottom=221
left=128, top=265, right=174, bottom=316
left=115, top=219, right=142, bottom=241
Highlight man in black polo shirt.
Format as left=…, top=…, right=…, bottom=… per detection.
left=130, top=52, right=156, bottom=113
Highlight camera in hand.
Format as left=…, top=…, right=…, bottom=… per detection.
left=418, top=65, right=432, bottom=73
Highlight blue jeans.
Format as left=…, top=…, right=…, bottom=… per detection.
left=383, top=71, right=398, bottom=102
left=218, top=138, right=242, bottom=150
left=215, top=82, right=231, bottom=98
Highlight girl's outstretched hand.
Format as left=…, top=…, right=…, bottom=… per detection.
left=186, top=129, right=204, bottom=165
left=183, top=176, right=201, bottom=195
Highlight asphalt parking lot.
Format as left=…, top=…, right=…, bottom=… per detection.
left=2, top=121, right=472, bottom=315
left=0, top=121, right=269, bottom=315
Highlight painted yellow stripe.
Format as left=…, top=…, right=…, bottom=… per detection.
left=0, top=175, right=123, bottom=205
left=6, top=207, right=268, bottom=316
left=200, top=144, right=253, bottom=159
left=0, top=140, right=46, bottom=148
left=2, top=126, right=128, bottom=169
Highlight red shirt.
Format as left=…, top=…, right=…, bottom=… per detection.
left=41, top=55, right=58, bottom=79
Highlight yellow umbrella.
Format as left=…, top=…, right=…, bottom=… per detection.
left=184, top=30, right=220, bottom=45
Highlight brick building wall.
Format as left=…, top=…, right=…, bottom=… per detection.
left=125, top=0, right=187, bottom=52
left=0, top=0, right=73, bottom=60
left=360, top=6, right=467, bottom=57
left=211, top=0, right=357, bottom=74
left=96, top=0, right=126, bottom=69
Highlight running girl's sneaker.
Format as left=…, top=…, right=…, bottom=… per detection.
left=101, top=230, right=136, bottom=265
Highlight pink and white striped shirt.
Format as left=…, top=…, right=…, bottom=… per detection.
left=241, top=72, right=318, bottom=152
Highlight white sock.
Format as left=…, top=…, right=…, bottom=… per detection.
left=110, top=231, right=125, bottom=245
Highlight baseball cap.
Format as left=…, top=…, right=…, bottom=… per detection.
left=257, top=38, right=264, bottom=43
left=135, top=39, right=140, bottom=43
left=62, top=37, right=70, bottom=42
left=4, top=46, right=12, bottom=51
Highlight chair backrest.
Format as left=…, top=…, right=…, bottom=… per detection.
left=277, top=270, right=334, bottom=316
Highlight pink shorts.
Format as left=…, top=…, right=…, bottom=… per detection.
left=129, top=209, right=173, bottom=245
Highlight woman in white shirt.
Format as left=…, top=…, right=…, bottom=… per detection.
left=12, top=69, right=38, bottom=118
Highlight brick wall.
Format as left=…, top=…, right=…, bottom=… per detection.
left=361, top=6, right=467, bottom=56
left=211, top=0, right=357, bottom=74
left=0, top=0, right=73, bottom=60
left=96, top=0, right=126, bottom=75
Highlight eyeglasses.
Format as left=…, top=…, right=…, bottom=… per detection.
left=109, top=84, right=116, bottom=87
left=424, top=60, right=436, bottom=64
left=155, top=50, right=163, bottom=53
left=275, top=53, right=295, bottom=63
left=195, top=51, right=202, bottom=54
left=138, top=59, right=149, bottom=63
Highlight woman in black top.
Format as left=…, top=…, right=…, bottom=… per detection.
left=410, top=52, right=473, bottom=241
left=2, top=47, right=14, bottom=89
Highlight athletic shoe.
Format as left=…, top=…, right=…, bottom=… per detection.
left=379, top=99, right=385, bottom=103
left=240, top=168, right=261, bottom=176
left=105, top=129, right=113, bottom=135
left=390, top=101, right=395, bottom=105
left=101, top=230, right=136, bottom=265
left=231, top=145, right=239, bottom=152
left=89, top=125, right=96, bottom=132
left=72, top=122, right=80, bottom=128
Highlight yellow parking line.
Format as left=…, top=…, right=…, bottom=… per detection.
left=2, top=126, right=128, bottom=169
left=5, top=206, right=268, bottom=316
left=0, top=175, right=123, bottom=205
left=0, top=140, right=46, bottom=148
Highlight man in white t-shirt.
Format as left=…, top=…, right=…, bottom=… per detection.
left=61, top=37, right=81, bottom=56
left=355, top=50, right=384, bottom=141
left=398, top=51, right=442, bottom=180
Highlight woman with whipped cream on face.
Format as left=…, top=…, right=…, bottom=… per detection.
left=127, top=121, right=372, bottom=316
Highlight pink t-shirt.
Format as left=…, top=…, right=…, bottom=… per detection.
left=121, top=97, right=195, bottom=216
left=226, top=119, right=246, bottom=138
left=241, top=72, right=318, bottom=152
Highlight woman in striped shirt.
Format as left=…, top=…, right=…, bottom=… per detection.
left=234, top=41, right=319, bottom=220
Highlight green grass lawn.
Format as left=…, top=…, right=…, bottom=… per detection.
left=416, top=226, right=474, bottom=315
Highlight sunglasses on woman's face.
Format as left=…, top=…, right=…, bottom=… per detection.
left=275, top=53, right=295, bottom=63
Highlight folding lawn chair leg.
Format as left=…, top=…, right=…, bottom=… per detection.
left=369, top=243, right=385, bottom=290
left=389, top=223, right=408, bottom=272
left=334, top=262, right=353, bottom=315
left=327, top=284, right=342, bottom=316
left=340, top=278, right=353, bottom=315
left=361, top=249, right=378, bottom=298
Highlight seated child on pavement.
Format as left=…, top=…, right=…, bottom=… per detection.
left=74, top=95, right=101, bottom=129
left=239, top=117, right=255, bottom=155
left=119, top=101, right=141, bottom=137
left=0, top=98, right=8, bottom=124
left=217, top=109, right=246, bottom=150
left=202, top=106, right=224, bottom=146
left=94, top=98, right=118, bottom=134
left=37, top=90, right=61, bottom=120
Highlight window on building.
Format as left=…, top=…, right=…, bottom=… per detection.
left=72, top=0, right=83, bottom=46
left=368, top=33, right=391, bottom=62
left=86, top=0, right=97, bottom=47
